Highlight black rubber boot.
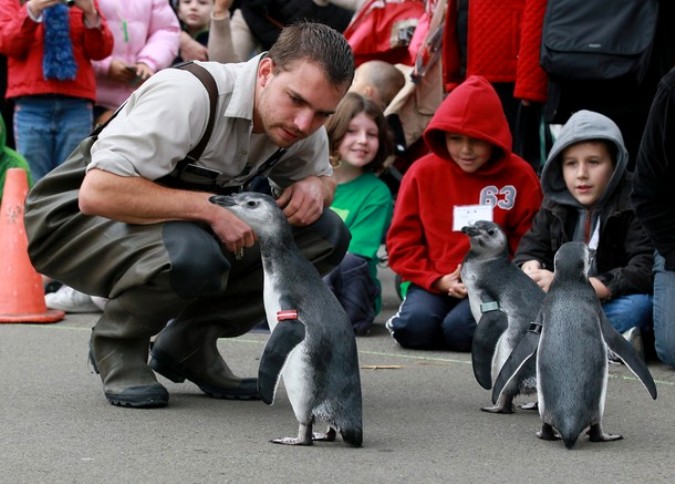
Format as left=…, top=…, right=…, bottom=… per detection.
left=91, top=331, right=168, bottom=408
left=149, top=289, right=266, bottom=400
left=89, top=292, right=178, bottom=408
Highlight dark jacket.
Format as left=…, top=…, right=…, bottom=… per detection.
left=514, top=110, right=654, bottom=299
left=514, top=176, right=654, bottom=298
left=240, top=0, right=354, bottom=51
left=632, top=67, right=675, bottom=271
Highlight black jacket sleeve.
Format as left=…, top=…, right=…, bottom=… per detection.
left=632, top=67, right=675, bottom=271
left=512, top=207, right=557, bottom=270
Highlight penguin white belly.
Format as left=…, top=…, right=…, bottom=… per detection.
left=262, top=271, right=314, bottom=421
left=492, top=336, right=513, bottom=374
left=263, top=272, right=282, bottom=333
left=281, top=344, right=314, bottom=422
left=462, top=272, right=482, bottom=322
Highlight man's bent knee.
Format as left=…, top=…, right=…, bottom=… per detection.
left=164, top=222, right=231, bottom=299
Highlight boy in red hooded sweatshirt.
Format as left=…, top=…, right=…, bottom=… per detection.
left=385, top=75, right=542, bottom=351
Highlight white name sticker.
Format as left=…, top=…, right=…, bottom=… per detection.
left=453, top=204, right=494, bottom=231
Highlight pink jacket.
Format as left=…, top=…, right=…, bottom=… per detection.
left=91, top=0, right=180, bottom=110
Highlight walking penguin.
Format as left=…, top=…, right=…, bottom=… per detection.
left=209, top=192, right=363, bottom=447
left=492, top=241, right=657, bottom=449
left=460, top=220, right=545, bottom=413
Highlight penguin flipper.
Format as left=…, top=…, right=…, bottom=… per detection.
left=600, top=316, right=657, bottom=400
left=491, top=330, right=539, bottom=404
left=471, top=309, right=509, bottom=389
left=258, top=320, right=306, bottom=405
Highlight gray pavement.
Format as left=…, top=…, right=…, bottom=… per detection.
left=2, top=266, right=675, bottom=483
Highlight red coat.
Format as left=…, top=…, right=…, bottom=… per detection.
left=441, top=0, right=548, bottom=102
left=0, top=1, right=113, bottom=101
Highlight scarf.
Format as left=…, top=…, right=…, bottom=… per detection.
left=42, top=4, right=77, bottom=81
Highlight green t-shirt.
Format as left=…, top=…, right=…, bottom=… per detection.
left=330, top=172, right=393, bottom=309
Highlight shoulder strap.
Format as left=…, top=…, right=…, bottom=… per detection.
left=175, top=62, right=219, bottom=164
left=91, top=62, right=219, bottom=167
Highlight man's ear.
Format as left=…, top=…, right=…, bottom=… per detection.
left=258, top=57, right=274, bottom=88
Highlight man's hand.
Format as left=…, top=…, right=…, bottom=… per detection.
left=276, top=176, right=330, bottom=226
left=210, top=207, right=257, bottom=255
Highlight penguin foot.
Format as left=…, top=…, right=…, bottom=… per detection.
left=270, top=437, right=313, bottom=446
left=270, top=422, right=314, bottom=445
left=587, top=424, right=623, bottom=443
left=519, top=401, right=539, bottom=411
left=480, top=403, right=515, bottom=414
left=537, top=423, right=561, bottom=441
left=312, top=427, right=337, bottom=442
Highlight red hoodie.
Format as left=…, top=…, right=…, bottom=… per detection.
left=386, top=75, right=543, bottom=293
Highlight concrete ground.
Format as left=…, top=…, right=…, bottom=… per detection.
left=1, top=265, right=674, bottom=483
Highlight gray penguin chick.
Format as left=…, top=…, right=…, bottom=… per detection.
left=493, top=241, right=657, bottom=449
left=210, top=192, right=363, bottom=447
left=460, top=220, right=545, bottom=413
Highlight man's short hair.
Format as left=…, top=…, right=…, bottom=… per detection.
left=268, top=21, right=355, bottom=89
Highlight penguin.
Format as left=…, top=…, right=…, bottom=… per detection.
left=492, top=241, right=657, bottom=449
left=209, top=192, right=363, bottom=447
left=460, top=220, right=545, bottom=413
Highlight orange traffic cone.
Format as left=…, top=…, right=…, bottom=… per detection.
left=0, top=168, right=64, bottom=323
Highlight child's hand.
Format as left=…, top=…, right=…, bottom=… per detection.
left=108, top=59, right=137, bottom=82
left=524, top=267, right=554, bottom=292
left=434, top=264, right=467, bottom=299
left=134, top=63, right=152, bottom=83
left=213, top=0, right=233, bottom=17
left=589, top=277, right=611, bottom=300
left=179, top=32, right=208, bottom=61
left=520, top=259, right=542, bottom=275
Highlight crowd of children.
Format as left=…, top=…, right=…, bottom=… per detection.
left=0, top=0, right=674, bottom=373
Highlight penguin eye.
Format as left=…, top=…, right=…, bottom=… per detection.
left=487, top=229, right=495, bottom=236
left=246, top=200, right=257, bottom=208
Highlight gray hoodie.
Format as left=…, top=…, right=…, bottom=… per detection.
left=540, top=110, right=628, bottom=246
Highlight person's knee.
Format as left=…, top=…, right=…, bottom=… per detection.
left=163, top=222, right=230, bottom=298
left=655, top=340, right=675, bottom=368
left=441, top=302, right=476, bottom=352
left=388, top=311, right=440, bottom=349
left=654, top=327, right=675, bottom=368
left=603, top=295, right=653, bottom=333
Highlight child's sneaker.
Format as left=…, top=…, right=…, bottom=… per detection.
left=45, top=285, right=101, bottom=313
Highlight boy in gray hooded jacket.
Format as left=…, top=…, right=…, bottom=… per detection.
left=514, top=110, right=654, bottom=353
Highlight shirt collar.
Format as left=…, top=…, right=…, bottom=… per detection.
left=224, top=53, right=266, bottom=122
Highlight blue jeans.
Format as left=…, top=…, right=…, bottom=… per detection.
left=653, top=253, right=675, bottom=368
left=14, top=96, right=93, bottom=181
left=603, top=293, right=653, bottom=334
left=386, top=284, right=476, bottom=351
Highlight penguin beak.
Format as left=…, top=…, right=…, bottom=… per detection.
left=461, top=225, right=480, bottom=236
left=209, top=195, right=236, bottom=207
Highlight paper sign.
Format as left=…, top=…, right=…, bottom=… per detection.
left=453, top=204, right=493, bottom=231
